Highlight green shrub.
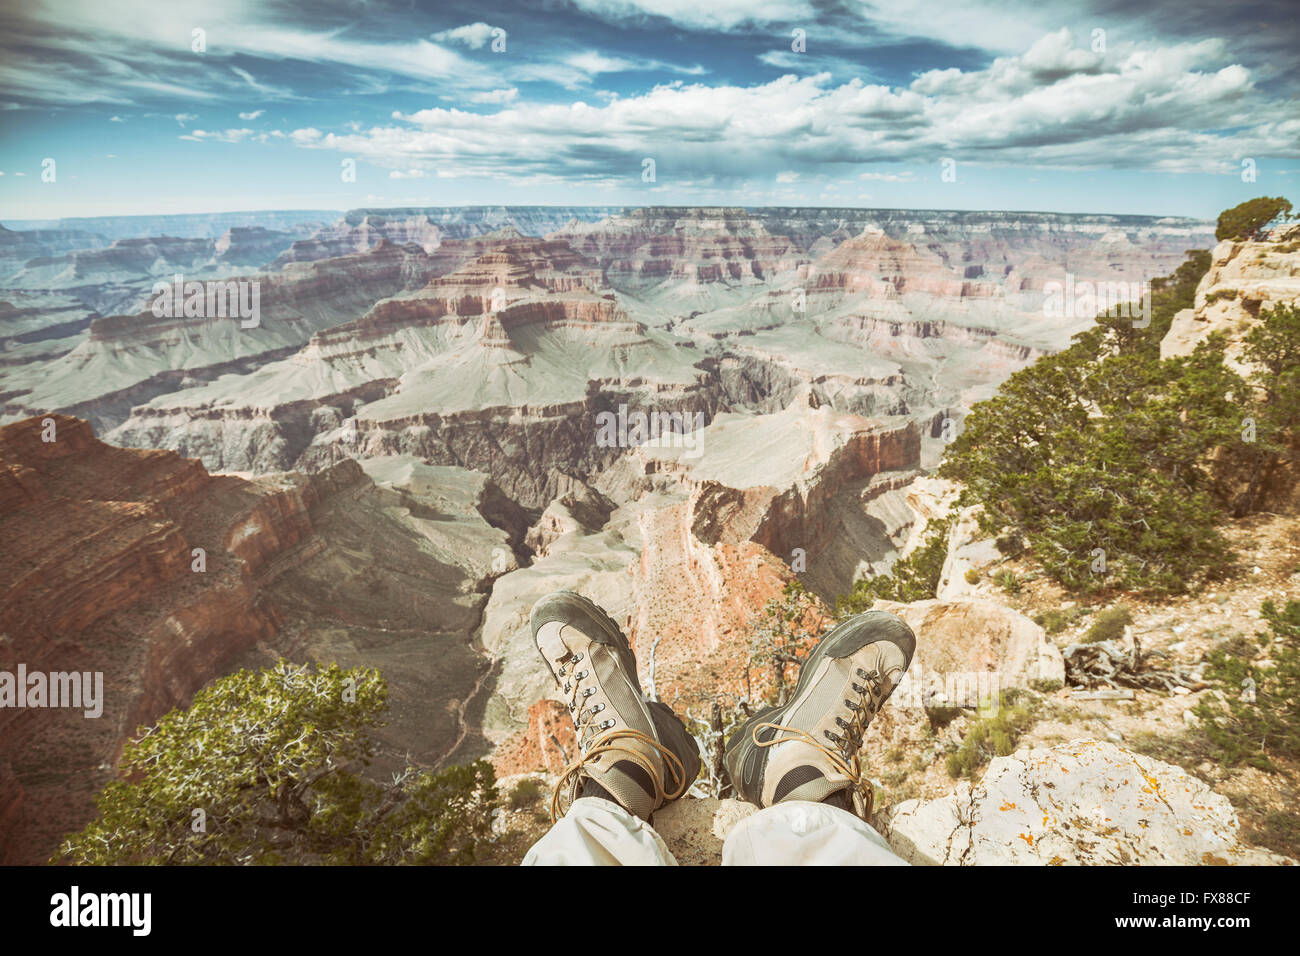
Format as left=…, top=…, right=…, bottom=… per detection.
left=1233, top=302, right=1300, bottom=515
left=1082, top=605, right=1132, bottom=644
left=1034, top=606, right=1086, bottom=635
left=1216, top=196, right=1294, bottom=241
left=507, top=777, right=545, bottom=810
left=837, top=513, right=954, bottom=614
left=1193, top=600, right=1300, bottom=771
left=945, top=694, right=1039, bottom=779
left=994, top=569, right=1022, bottom=594
left=1204, top=288, right=1239, bottom=304
left=55, top=661, right=498, bottom=865
left=964, top=567, right=981, bottom=585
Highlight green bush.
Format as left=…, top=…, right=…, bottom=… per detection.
left=1193, top=600, right=1300, bottom=771
left=1082, top=605, right=1132, bottom=644
left=837, top=513, right=954, bottom=614
left=507, top=777, right=545, bottom=810
left=55, top=661, right=498, bottom=865
left=1216, top=196, right=1294, bottom=241
left=1233, top=302, right=1300, bottom=515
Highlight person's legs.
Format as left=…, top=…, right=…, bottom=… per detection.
left=521, top=591, right=702, bottom=866
left=722, top=609, right=916, bottom=865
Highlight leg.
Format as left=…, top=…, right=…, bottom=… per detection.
left=522, top=591, right=702, bottom=866
left=722, top=801, right=907, bottom=866
left=522, top=796, right=678, bottom=866
left=723, top=609, right=917, bottom=865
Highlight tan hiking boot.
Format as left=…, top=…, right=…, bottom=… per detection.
left=724, top=610, right=916, bottom=818
left=532, top=590, right=701, bottom=821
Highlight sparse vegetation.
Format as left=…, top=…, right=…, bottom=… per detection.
left=56, top=662, right=498, bottom=865
left=1082, top=605, right=1132, bottom=644
left=1034, top=606, right=1087, bottom=635
left=945, top=691, right=1038, bottom=779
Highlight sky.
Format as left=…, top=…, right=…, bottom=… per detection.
left=0, top=0, right=1297, bottom=220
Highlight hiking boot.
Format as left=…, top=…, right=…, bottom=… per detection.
left=532, top=590, right=701, bottom=821
left=724, top=610, right=916, bottom=818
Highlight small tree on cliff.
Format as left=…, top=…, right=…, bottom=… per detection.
left=1215, top=196, right=1294, bottom=242
left=747, top=579, right=831, bottom=706
left=55, top=661, right=497, bottom=865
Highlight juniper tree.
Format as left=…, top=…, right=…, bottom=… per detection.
left=56, top=661, right=498, bottom=865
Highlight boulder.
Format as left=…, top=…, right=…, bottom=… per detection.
left=871, top=598, right=1064, bottom=706
left=882, top=739, right=1295, bottom=865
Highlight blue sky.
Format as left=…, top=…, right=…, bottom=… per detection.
left=1, top=0, right=1297, bottom=219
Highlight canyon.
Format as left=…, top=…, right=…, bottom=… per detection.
left=0, top=204, right=1226, bottom=862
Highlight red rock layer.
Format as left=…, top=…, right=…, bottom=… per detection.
left=0, top=415, right=363, bottom=863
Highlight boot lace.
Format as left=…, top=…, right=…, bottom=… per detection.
left=549, top=652, right=687, bottom=821
left=751, top=665, right=887, bottom=817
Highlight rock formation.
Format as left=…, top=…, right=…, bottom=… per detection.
left=0, top=417, right=517, bottom=864
left=882, top=740, right=1294, bottom=865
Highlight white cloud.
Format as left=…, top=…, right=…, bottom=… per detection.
left=180, top=128, right=255, bottom=143
left=566, top=52, right=637, bottom=75
left=285, top=32, right=1296, bottom=184
left=431, top=22, right=500, bottom=49
left=569, top=0, right=811, bottom=30
left=389, top=169, right=428, bottom=179
left=109, top=115, right=124, bottom=122
left=468, top=88, right=518, bottom=104
left=174, top=112, right=197, bottom=126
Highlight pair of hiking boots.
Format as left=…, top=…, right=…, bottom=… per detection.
left=532, top=591, right=916, bottom=823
